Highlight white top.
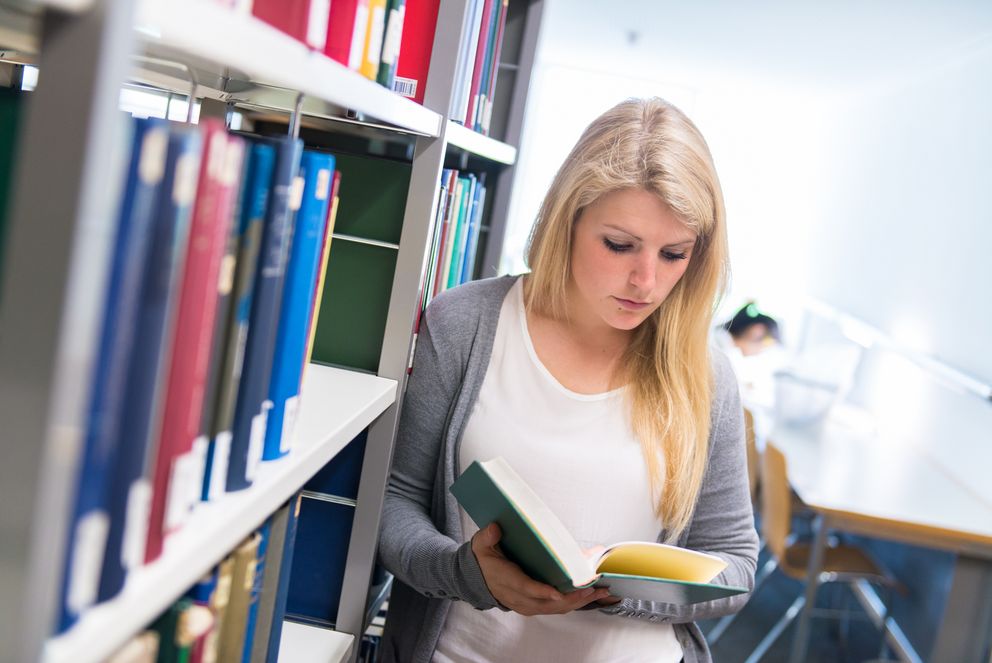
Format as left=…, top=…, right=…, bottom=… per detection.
left=433, top=280, right=682, bottom=663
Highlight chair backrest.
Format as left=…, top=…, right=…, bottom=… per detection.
left=744, top=408, right=759, bottom=504
left=760, top=442, right=792, bottom=562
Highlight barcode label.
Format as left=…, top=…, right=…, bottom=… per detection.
left=165, top=453, right=192, bottom=530
left=393, top=77, right=418, bottom=98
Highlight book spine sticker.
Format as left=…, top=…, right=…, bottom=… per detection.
left=209, top=431, right=233, bottom=500
left=280, top=395, right=301, bottom=454
left=122, top=479, right=152, bottom=570
left=66, top=512, right=110, bottom=612
left=349, top=3, right=370, bottom=69
left=247, top=407, right=269, bottom=481
left=392, top=76, right=417, bottom=98
left=380, top=5, right=404, bottom=69
left=188, top=434, right=209, bottom=512
left=307, top=0, right=332, bottom=50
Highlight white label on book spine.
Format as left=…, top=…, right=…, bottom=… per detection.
left=380, top=6, right=404, bottom=66
left=246, top=406, right=269, bottom=481
left=173, top=152, right=200, bottom=206
left=280, top=395, right=301, bottom=453
left=139, top=128, right=168, bottom=184
left=206, top=131, right=226, bottom=179
left=289, top=175, right=306, bottom=212
left=188, top=435, right=209, bottom=515
left=315, top=168, right=331, bottom=201
left=222, top=139, right=244, bottom=186
left=67, top=512, right=110, bottom=613
left=367, top=5, right=386, bottom=67
left=122, top=479, right=151, bottom=570
left=307, top=0, right=331, bottom=50
left=164, top=453, right=189, bottom=531
left=209, top=432, right=233, bottom=500
left=349, top=4, right=370, bottom=70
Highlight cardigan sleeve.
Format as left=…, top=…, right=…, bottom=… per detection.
left=377, top=294, right=500, bottom=611
left=599, top=350, right=759, bottom=623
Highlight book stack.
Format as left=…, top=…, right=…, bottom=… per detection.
left=105, top=496, right=303, bottom=663
left=449, top=0, right=509, bottom=135
left=56, top=113, right=343, bottom=634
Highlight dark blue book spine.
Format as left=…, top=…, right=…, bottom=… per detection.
left=241, top=520, right=271, bottom=663
left=97, top=125, right=203, bottom=602
left=201, top=142, right=277, bottom=502
left=226, top=136, right=303, bottom=491
left=57, top=117, right=166, bottom=632
left=262, top=151, right=335, bottom=461
left=265, top=494, right=302, bottom=663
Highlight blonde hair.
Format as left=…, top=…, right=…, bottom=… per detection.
left=525, top=98, right=729, bottom=541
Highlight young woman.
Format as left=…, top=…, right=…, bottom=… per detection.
left=378, top=98, right=758, bottom=663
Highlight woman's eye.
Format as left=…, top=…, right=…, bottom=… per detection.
left=662, top=251, right=688, bottom=262
left=603, top=238, right=632, bottom=253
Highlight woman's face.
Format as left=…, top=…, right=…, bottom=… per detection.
left=569, top=188, right=697, bottom=333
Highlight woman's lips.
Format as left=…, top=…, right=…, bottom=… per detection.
left=614, top=296, right=650, bottom=310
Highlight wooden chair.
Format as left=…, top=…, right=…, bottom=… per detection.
left=742, top=443, right=900, bottom=663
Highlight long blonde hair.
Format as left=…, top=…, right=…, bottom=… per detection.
left=525, top=98, right=729, bottom=541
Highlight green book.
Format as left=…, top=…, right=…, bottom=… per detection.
left=450, top=457, right=748, bottom=605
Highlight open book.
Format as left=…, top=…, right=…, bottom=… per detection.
left=450, top=457, right=747, bottom=605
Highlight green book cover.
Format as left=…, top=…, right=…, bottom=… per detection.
left=445, top=176, right=473, bottom=289
left=450, top=457, right=748, bottom=605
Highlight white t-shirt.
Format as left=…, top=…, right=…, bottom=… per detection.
left=433, top=280, right=682, bottom=663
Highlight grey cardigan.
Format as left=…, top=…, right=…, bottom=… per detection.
left=378, top=275, right=758, bottom=663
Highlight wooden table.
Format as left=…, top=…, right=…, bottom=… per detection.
left=770, top=409, right=992, bottom=663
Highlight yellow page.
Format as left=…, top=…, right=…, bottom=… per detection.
left=596, top=541, right=727, bottom=583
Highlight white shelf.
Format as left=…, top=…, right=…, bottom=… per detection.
left=42, top=364, right=396, bottom=663
left=278, top=621, right=354, bottom=663
left=135, top=0, right=442, bottom=137
left=445, top=120, right=517, bottom=165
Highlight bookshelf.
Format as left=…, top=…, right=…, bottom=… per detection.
left=42, top=366, right=396, bottom=663
left=0, top=1, right=543, bottom=662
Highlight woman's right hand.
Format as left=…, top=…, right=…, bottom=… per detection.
left=470, top=523, right=611, bottom=616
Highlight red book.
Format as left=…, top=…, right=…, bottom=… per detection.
left=463, top=0, right=495, bottom=127
left=324, top=0, right=368, bottom=69
left=392, top=0, right=441, bottom=105
left=145, top=122, right=239, bottom=563
left=252, top=0, right=311, bottom=45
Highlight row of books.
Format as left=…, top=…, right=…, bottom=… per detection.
left=106, top=495, right=302, bottom=663
left=422, top=168, right=488, bottom=311
left=216, top=0, right=509, bottom=134
left=57, top=114, right=343, bottom=635
left=450, top=0, right=510, bottom=135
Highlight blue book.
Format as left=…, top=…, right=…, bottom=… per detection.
left=97, top=124, right=203, bottom=602
left=459, top=175, right=486, bottom=284
left=262, top=151, right=335, bottom=461
left=226, top=136, right=303, bottom=491
left=448, top=174, right=476, bottom=289
left=241, top=520, right=271, bottom=663
left=201, top=142, right=277, bottom=502
left=263, top=494, right=303, bottom=662
left=57, top=117, right=167, bottom=632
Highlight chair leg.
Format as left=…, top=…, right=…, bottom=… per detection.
left=744, top=594, right=807, bottom=663
left=706, top=556, right=778, bottom=645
